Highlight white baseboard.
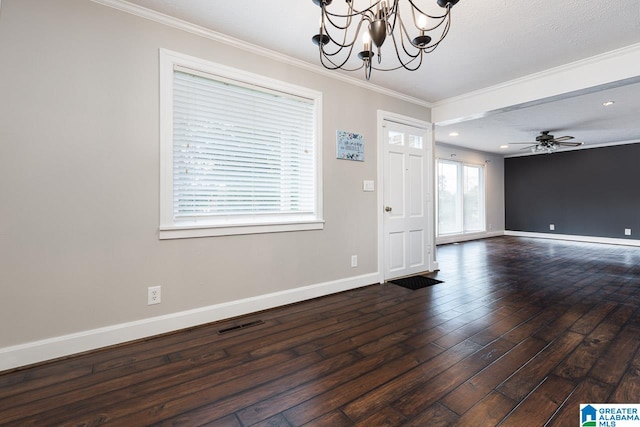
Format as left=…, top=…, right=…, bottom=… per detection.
left=504, top=230, right=640, bottom=247
left=0, top=272, right=379, bottom=372
left=436, top=230, right=505, bottom=245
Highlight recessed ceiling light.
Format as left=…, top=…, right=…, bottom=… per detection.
left=449, top=132, right=459, bottom=137
left=500, top=144, right=509, bottom=149
left=603, top=101, right=615, bottom=106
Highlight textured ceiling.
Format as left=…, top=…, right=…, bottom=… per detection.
left=122, top=0, right=640, bottom=154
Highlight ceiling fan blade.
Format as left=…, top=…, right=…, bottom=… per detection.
left=557, top=141, right=584, bottom=147
left=552, top=135, right=574, bottom=142
left=519, top=145, right=536, bottom=150
left=510, top=142, right=537, bottom=145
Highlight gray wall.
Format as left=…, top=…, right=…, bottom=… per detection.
left=0, top=0, right=430, bottom=349
left=505, top=143, right=640, bottom=239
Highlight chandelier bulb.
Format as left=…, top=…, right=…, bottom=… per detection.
left=417, top=14, right=428, bottom=30
left=362, top=31, right=371, bottom=52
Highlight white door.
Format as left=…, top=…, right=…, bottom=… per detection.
left=383, top=120, right=431, bottom=280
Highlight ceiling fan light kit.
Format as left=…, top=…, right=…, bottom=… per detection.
left=312, top=0, right=460, bottom=80
left=513, top=130, right=585, bottom=154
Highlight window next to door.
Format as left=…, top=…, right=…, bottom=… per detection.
left=437, top=159, right=485, bottom=236
left=158, top=50, right=324, bottom=239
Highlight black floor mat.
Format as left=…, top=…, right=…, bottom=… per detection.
left=389, top=275, right=443, bottom=290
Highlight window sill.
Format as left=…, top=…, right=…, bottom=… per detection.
left=159, top=219, right=325, bottom=240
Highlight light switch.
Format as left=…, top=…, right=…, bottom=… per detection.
left=363, top=180, right=375, bottom=192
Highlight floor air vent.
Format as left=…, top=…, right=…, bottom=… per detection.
left=218, top=320, right=264, bottom=335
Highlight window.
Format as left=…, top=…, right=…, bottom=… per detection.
left=437, top=159, right=485, bottom=235
left=159, top=50, right=323, bottom=239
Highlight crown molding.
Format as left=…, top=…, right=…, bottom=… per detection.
left=89, top=0, right=431, bottom=109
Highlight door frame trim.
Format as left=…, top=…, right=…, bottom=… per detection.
left=377, top=110, right=438, bottom=284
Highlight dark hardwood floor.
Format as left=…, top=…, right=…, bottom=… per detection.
left=2, top=236, right=640, bottom=426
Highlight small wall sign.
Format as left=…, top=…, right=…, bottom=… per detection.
left=336, top=130, right=364, bottom=162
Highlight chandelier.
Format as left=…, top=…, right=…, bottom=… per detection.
left=312, top=0, right=461, bottom=79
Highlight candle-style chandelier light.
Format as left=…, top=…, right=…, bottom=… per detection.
left=312, top=0, right=460, bottom=79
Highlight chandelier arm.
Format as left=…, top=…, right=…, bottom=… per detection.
left=319, top=42, right=361, bottom=67
left=370, top=54, right=423, bottom=72
left=321, top=17, right=371, bottom=57
left=406, top=2, right=451, bottom=34
left=395, top=14, right=424, bottom=57
left=323, top=2, right=378, bottom=20
left=318, top=17, right=371, bottom=70
left=407, top=9, right=452, bottom=50
left=407, top=0, right=449, bottom=19
left=395, top=12, right=432, bottom=56
left=418, top=12, right=451, bottom=50
left=323, top=9, right=356, bottom=31
left=372, top=17, right=425, bottom=72
left=395, top=32, right=426, bottom=70
left=318, top=46, right=365, bottom=71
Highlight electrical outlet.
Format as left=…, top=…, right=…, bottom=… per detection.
left=351, top=255, right=358, bottom=268
left=549, top=224, right=555, bottom=231
left=625, top=228, right=632, bottom=236
left=148, top=286, right=161, bottom=305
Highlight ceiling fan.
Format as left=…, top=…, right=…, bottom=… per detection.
left=512, top=130, right=584, bottom=153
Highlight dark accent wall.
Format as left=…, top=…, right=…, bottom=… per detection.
left=505, top=143, right=640, bottom=239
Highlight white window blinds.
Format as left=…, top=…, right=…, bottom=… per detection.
left=172, top=68, right=316, bottom=220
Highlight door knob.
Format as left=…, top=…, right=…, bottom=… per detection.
left=385, top=206, right=392, bottom=212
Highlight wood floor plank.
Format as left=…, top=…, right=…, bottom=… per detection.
left=353, top=406, right=406, bottom=426
left=498, top=331, right=584, bottom=401
left=534, top=303, right=594, bottom=342
left=589, top=323, right=640, bottom=385
left=293, top=308, right=411, bottom=356
left=499, top=375, right=575, bottom=427
left=280, top=341, right=451, bottom=426
left=402, top=402, right=459, bottom=427
left=7, top=351, right=306, bottom=426
left=467, top=305, right=542, bottom=346
left=554, top=304, right=634, bottom=381
left=232, top=344, right=419, bottom=426
left=354, top=306, right=500, bottom=357
left=71, top=352, right=323, bottom=427
left=441, top=336, right=547, bottom=415
left=570, top=301, right=618, bottom=335
left=501, top=303, right=568, bottom=343
left=225, top=312, right=380, bottom=358
left=301, top=410, right=354, bottom=427
left=319, top=305, right=455, bottom=358
left=452, top=391, right=516, bottom=427
left=338, top=340, right=482, bottom=423
left=609, top=346, right=640, bottom=403
left=199, top=414, right=243, bottom=427
left=547, top=378, right=613, bottom=426
left=0, top=361, right=93, bottom=402
left=390, top=338, right=516, bottom=419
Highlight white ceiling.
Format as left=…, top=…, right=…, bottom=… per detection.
left=123, top=0, right=640, bottom=154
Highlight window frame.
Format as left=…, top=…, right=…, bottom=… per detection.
left=159, top=49, right=324, bottom=239
left=436, top=158, right=486, bottom=236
